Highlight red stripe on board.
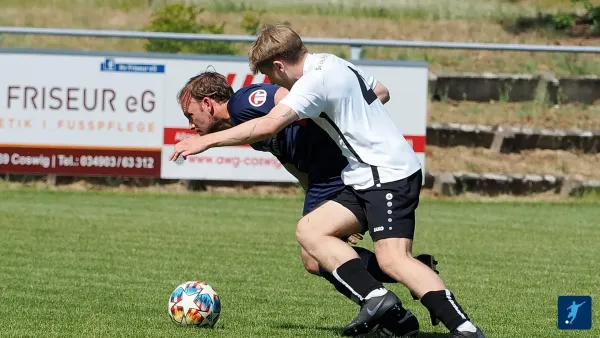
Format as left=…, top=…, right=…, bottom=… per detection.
left=242, top=74, right=254, bottom=87
left=163, top=127, right=196, bottom=145
left=404, top=135, right=426, bottom=153
left=226, top=73, right=236, bottom=86
left=163, top=128, right=425, bottom=152
left=163, top=128, right=250, bottom=147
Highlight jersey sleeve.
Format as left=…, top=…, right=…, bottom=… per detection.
left=227, top=85, right=281, bottom=155
left=364, top=70, right=377, bottom=90
left=353, top=65, right=377, bottom=90
left=279, top=73, right=326, bottom=120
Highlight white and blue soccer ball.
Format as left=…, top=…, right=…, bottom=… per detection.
left=168, top=281, right=221, bottom=327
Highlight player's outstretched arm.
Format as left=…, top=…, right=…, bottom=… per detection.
left=169, top=104, right=299, bottom=161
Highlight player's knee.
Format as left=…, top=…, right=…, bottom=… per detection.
left=375, top=254, right=398, bottom=278
left=300, top=250, right=320, bottom=275
left=377, top=255, right=414, bottom=282
left=296, top=216, right=315, bottom=245
left=374, top=238, right=413, bottom=276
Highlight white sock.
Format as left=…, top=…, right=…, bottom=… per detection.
left=365, top=288, right=388, bottom=300
left=456, top=321, right=477, bottom=332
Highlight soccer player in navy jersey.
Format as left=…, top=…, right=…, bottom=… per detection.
left=175, top=71, right=441, bottom=337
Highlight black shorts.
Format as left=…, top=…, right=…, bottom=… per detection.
left=333, top=169, right=422, bottom=242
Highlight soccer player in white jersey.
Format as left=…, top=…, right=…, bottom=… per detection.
left=169, top=25, right=485, bottom=338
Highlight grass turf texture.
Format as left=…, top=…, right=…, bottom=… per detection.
left=1, top=188, right=599, bottom=337
left=428, top=102, right=600, bottom=131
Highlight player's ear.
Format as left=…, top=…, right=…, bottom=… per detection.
left=201, top=97, right=214, bottom=115
left=273, top=61, right=285, bottom=73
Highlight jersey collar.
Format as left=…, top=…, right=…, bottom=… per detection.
left=302, top=53, right=317, bottom=75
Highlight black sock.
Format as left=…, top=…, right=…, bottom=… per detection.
left=420, top=289, right=470, bottom=332
left=318, top=265, right=361, bottom=305
left=332, top=258, right=385, bottom=301
left=353, top=246, right=397, bottom=283
left=317, top=247, right=394, bottom=305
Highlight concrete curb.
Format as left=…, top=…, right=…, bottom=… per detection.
left=426, top=123, right=600, bottom=153
left=3, top=172, right=598, bottom=198
left=428, top=171, right=600, bottom=197
left=429, top=72, right=600, bottom=104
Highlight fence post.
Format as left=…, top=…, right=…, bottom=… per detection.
left=350, top=45, right=362, bottom=60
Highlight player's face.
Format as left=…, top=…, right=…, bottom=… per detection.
left=184, top=98, right=215, bottom=136
left=184, top=97, right=232, bottom=136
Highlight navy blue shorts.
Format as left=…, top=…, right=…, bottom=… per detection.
left=303, top=179, right=344, bottom=215
left=303, top=178, right=368, bottom=234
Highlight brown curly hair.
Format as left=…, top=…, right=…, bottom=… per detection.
left=177, top=71, right=234, bottom=113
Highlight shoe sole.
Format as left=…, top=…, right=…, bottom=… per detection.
left=357, top=328, right=419, bottom=338
left=377, top=308, right=420, bottom=338
left=395, top=329, right=419, bottom=338
left=379, top=326, right=419, bottom=338
left=450, top=328, right=486, bottom=338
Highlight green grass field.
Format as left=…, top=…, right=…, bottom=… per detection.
left=1, top=188, right=599, bottom=337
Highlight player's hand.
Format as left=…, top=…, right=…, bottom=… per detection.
left=347, top=233, right=363, bottom=245
left=169, top=135, right=210, bottom=161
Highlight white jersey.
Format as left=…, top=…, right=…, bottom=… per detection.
left=280, top=53, right=422, bottom=190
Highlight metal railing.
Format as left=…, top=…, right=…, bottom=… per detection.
left=2, top=26, right=600, bottom=60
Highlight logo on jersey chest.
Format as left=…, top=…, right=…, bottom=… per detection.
left=248, top=89, right=267, bottom=107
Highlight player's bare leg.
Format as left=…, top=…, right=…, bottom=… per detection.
left=300, top=239, right=437, bottom=292
left=375, top=238, right=445, bottom=297
left=374, top=238, right=484, bottom=338
left=300, top=247, right=361, bottom=305
left=300, top=248, right=320, bottom=275
left=297, top=207, right=367, bottom=307
left=300, top=238, right=400, bottom=304
left=296, top=201, right=413, bottom=337
left=296, top=201, right=363, bottom=271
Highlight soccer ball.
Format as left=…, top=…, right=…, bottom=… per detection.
left=168, top=281, right=221, bottom=327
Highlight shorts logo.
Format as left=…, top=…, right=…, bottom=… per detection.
left=249, top=89, right=267, bottom=107
left=373, top=226, right=384, bottom=232
left=386, top=193, right=393, bottom=200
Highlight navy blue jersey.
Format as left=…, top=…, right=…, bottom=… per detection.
left=228, top=84, right=348, bottom=195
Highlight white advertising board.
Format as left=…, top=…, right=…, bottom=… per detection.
left=160, top=56, right=428, bottom=182
left=0, top=51, right=165, bottom=177
left=0, top=49, right=427, bottom=182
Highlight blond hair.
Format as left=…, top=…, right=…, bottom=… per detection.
left=248, top=24, right=308, bottom=74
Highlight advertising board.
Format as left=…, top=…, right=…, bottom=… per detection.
left=0, top=52, right=163, bottom=177
left=0, top=49, right=427, bottom=182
